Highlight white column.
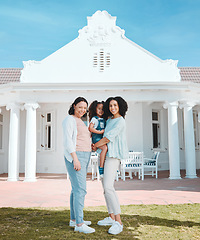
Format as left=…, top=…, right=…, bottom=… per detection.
left=24, top=103, right=39, bottom=182
left=180, top=102, right=197, bottom=178
left=6, top=103, right=21, bottom=181
left=163, top=102, right=181, bottom=179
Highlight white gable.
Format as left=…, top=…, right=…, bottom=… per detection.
left=20, top=10, right=180, bottom=83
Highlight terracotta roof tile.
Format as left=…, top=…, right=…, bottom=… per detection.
left=0, top=67, right=200, bottom=84
left=0, top=68, right=22, bottom=84
left=179, top=67, right=200, bottom=83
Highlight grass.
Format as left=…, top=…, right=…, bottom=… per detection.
left=0, top=204, right=200, bottom=240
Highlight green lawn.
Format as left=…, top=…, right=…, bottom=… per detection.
left=0, top=204, right=199, bottom=240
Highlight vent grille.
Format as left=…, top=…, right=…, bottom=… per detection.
left=93, top=49, right=111, bottom=72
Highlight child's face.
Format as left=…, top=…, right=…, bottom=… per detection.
left=96, top=104, right=104, bottom=117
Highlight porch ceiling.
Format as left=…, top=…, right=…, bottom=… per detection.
left=0, top=81, right=200, bottom=106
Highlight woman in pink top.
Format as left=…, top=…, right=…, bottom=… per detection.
left=62, top=97, right=95, bottom=234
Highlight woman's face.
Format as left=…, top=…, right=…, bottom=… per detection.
left=109, top=100, right=119, bottom=116
left=96, top=103, right=104, bottom=117
left=73, top=101, right=87, bottom=118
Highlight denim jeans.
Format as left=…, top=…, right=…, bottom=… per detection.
left=64, top=151, right=91, bottom=224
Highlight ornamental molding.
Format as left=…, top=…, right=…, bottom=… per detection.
left=21, top=60, right=41, bottom=82
left=24, top=103, right=40, bottom=111
left=22, top=60, right=40, bottom=69
left=85, top=25, right=112, bottom=47
left=78, top=10, right=125, bottom=46
left=164, top=59, right=178, bottom=67
left=163, top=101, right=179, bottom=109
left=179, top=101, right=197, bottom=109
left=6, top=102, right=23, bottom=111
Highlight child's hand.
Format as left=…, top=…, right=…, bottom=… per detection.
left=92, top=143, right=97, bottom=152
left=99, top=129, right=104, bottom=134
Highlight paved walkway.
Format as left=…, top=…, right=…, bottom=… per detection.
left=0, top=171, right=200, bottom=208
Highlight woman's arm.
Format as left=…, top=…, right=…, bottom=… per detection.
left=62, top=116, right=76, bottom=154
left=70, top=152, right=81, bottom=171
left=93, top=137, right=110, bottom=151
left=89, top=123, right=104, bottom=134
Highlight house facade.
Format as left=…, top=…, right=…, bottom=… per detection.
left=0, top=11, right=200, bottom=182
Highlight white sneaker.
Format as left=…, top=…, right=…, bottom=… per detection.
left=108, top=221, right=123, bottom=235
left=69, top=220, right=91, bottom=227
left=97, top=217, right=115, bottom=226
left=74, top=223, right=95, bottom=234
left=100, top=174, right=104, bottom=179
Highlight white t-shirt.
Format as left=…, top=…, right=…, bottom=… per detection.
left=90, top=117, right=104, bottom=129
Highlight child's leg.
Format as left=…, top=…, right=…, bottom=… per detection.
left=98, top=145, right=108, bottom=168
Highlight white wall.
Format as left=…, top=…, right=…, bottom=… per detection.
left=19, top=110, right=26, bottom=173
left=142, top=103, right=169, bottom=171
left=36, top=103, right=68, bottom=174
left=196, top=152, right=200, bottom=169
left=177, top=109, right=186, bottom=170
left=126, top=102, right=143, bottom=152
left=0, top=107, right=9, bottom=174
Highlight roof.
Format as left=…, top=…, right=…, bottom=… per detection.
left=0, top=68, right=22, bottom=84
left=179, top=67, right=200, bottom=83
left=0, top=67, right=200, bottom=84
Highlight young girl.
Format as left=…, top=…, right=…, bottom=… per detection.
left=89, top=101, right=107, bottom=177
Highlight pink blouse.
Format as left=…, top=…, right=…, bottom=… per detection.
left=73, top=116, right=91, bottom=152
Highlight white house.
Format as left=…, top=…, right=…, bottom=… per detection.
left=0, top=11, right=200, bottom=182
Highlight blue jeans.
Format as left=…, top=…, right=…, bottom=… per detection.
left=64, top=151, right=91, bottom=224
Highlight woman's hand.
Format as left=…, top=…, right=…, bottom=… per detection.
left=71, top=152, right=81, bottom=171
left=73, top=159, right=81, bottom=171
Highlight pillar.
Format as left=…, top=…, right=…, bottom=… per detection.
left=24, top=103, right=39, bottom=182
left=180, top=102, right=197, bottom=178
left=163, top=102, right=181, bottom=179
left=6, top=103, right=21, bottom=181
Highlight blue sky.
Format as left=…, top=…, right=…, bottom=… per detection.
left=0, top=0, right=199, bottom=67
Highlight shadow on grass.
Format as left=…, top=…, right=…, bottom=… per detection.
left=0, top=207, right=200, bottom=240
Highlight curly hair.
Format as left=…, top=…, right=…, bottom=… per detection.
left=89, top=100, right=105, bottom=121
left=68, top=97, right=88, bottom=117
left=104, top=96, right=128, bottom=119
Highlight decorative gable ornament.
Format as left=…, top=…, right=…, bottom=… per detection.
left=78, top=10, right=125, bottom=47
left=20, top=10, right=180, bottom=84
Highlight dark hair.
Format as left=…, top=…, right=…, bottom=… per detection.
left=89, top=100, right=105, bottom=121
left=68, top=97, right=88, bottom=116
left=104, top=96, right=128, bottom=119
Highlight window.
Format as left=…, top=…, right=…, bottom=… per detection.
left=37, top=111, right=55, bottom=151
left=193, top=111, right=200, bottom=149
left=152, top=111, right=161, bottom=149
left=0, top=114, right=3, bottom=150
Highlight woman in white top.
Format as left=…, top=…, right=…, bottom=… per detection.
left=93, top=96, right=128, bottom=235
left=62, top=97, right=95, bottom=234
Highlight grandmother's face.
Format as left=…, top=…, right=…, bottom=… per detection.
left=109, top=100, right=119, bottom=116
left=73, top=101, right=87, bottom=118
